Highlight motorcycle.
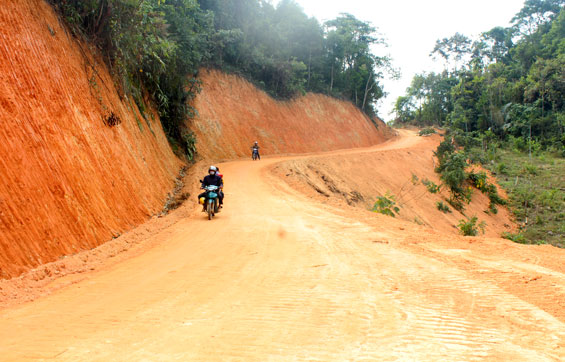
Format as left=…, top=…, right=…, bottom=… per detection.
left=252, top=147, right=260, bottom=160
left=199, top=184, right=220, bottom=220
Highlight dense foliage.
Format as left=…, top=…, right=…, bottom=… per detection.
left=50, top=0, right=392, bottom=156
left=394, top=0, right=565, bottom=154
left=51, top=0, right=213, bottom=157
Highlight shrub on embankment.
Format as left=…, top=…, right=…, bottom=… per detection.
left=433, top=131, right=564, bottom=247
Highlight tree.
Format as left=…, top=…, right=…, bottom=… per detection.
left=512, top=0, right=565, bottom=36
left=397, top=1, right=565, bottom=148
left=431, top=32, right=473, bottom=71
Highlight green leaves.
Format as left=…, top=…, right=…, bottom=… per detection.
left=458, top=216, right=486, bottom=236
left=372, top=192, right=400, bottom=217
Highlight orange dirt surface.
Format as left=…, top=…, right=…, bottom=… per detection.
left=1, top=131, right=564, bottom=361
left=190, top=69, right=393, bottom=160
left=271, top=130, right=516, bottom=238
left=0, top=0, right=182, bottom=279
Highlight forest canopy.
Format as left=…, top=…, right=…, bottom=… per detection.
left=50, top=0, right=392, bottom=154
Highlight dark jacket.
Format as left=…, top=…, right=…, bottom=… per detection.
left=202, top=174, right=223, bottom=188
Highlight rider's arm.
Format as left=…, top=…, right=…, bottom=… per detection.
left=201, top=176, right=210, bottom=187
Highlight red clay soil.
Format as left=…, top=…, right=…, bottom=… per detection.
left=190, top=69, right=393, bottom=160
left=271, top=131, right=517, bottom=238
left=0, top=0, right=182, bottom=279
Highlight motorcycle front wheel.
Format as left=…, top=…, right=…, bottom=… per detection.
left=207, top=202, right=213, bottom=220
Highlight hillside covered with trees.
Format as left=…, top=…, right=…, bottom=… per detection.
left=393, top=0, right=564, bottom=246
left=51, top=0, right=393, bottom=154
left=394, top=0, right=564, bottom=153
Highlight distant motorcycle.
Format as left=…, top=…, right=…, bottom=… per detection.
left=200, top=184, right=220, bottom=220
left=251, top=147, right=260, bottom=160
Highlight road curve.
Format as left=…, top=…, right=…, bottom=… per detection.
left=1, top=132, right=564, bottom=361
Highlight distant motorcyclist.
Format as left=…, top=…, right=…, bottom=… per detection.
left=198, top=166, right=223, bottom=208
left=251, top=141, right=260, bottom=160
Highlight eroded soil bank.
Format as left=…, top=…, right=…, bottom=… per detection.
left=271, top=131, right=516, bottom=238
left=190, top=69, right=393, bottom=160
left=0, top=0, right=181, bottom=278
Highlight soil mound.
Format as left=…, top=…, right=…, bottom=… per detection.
left=190, top=69, right=393, bottom=160
left=271, top=131, right=516, bottom=238
left=0, top=0, right=181, bottom=279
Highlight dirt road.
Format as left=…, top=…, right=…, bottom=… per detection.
left=1, top=132, right=564, bottom=361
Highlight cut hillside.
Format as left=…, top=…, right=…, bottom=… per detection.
left=190, top=69, right=393, bottom=160
left=0, top=0, right=182, bottom=279
left=271, top=131, right=516, bottom=238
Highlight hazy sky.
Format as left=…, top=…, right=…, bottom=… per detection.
left=284, top=0, right=526, bottom=121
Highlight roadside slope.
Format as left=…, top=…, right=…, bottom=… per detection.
left=190, top=69, right=393, bottom=160
left=0, top=0, right=181, bottom=278
left=271, top=130, right=516, bottom=237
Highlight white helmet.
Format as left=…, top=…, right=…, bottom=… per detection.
left=209, top=165, right=217, bottom=173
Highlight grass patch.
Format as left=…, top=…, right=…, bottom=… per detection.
left=475, top=147, right=565, bottom=247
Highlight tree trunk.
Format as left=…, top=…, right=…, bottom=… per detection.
left=330, top=63, right=334, bottom=93
left=362, top=72, right=373, bottom=111
left=307, top=50, right=312, bottom=89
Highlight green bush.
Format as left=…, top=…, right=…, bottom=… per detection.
left=436, top=201, right=451, bottom=213
left=181, top=130, right=197, bottom=161
left=467, top=170, right=506, bottom=209
left=458, top=216, right=486, bottom=236
left=422, top=179, right=441, bottom=194
left=496, top=162, right=508, bottom=175
left=419, top=127, right=437, bottom=136
left=486, top=201, right=498, bottom=214
left=448, top=195, right=465, bottom=212
left=522, top=163, right=538, bottom=175
left=467, top=171, right=488, bottom=192
left=434, top=137, right=456, bottom=164
left=502, top=232, right=526, bottom=243
left=436, top=151, right=467, bottom=196
left=372, top=192, right=400, bottom=217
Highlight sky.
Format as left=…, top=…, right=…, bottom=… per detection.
left=282, top=0, right=526, bottom=121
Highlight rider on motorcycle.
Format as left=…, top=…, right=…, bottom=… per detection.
left=251, top=141, right=260, bottom=160
left=198, top=166, right=224, bottom=208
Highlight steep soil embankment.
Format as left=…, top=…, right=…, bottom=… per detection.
left=272, top=131, right=516, bottom=238
left=191, top=70, right=393, bottom=160
left=0, top=0, right=181, bottom=279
